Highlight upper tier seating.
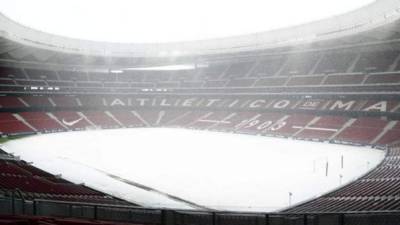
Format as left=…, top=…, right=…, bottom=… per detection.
left=25, top=69, right=58, bottom=80
left=353, top=51, right=399, bottom=73
left=279, top=53, right=320, bottom=76
left=250, top=57, right=286, bottom=77
left=0, top=96, right=25, bottom=108
left=50, top=96, right=79, bottom=107
left=323, top=74, right=365, bottom=85
left=223, top=61, right=254, bottom=79
left=20, top=96, right=53, bottom=107
left=58, top=70, right=88, bottom=81
left=365, top=73, right=400, bottom=84
left=0, top=67, right=27, bottom=79
left=0, top=45, right=398, bottom=95
left=314, top=52, right=357, bottom=74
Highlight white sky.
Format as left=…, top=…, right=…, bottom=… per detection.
left=1, top=0, right=375, bottom=43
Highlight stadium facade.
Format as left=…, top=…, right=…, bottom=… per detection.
left=1, top=0, right=400, bottom=224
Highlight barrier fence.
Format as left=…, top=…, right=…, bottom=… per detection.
left=1, top=195, right=400, bottom=225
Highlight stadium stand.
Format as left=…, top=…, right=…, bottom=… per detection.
left=0, top=42, right=399, bottom=94
left=1, top=1, right=400, bottom=224
left=0, top=152, right=132, bottom=207
left=285, top=144, right=400, bottom=213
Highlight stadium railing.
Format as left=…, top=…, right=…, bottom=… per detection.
left=1, top=194, right=400, bottom=225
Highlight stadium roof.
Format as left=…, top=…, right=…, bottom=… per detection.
left=0, top=0, right=400, bottom=58
left=1, top=0, right=375, bottom=43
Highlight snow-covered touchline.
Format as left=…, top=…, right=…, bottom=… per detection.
left=62, top=157, right=211, bottom=210
left=291, top=126, right=338, bottom=132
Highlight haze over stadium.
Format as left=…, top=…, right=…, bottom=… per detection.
left=0, top=0, right=400, bottom=224
left=2, top=0, right=375, bottom=43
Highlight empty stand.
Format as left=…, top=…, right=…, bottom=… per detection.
left=287, top=75, right=324, bottom=86
left=335, top=117, right=389, bottom=145
left=0, top=113, right=33, bottom=134
left=279, top=53, right=320, bottom=76
left=226, top=78, right=256, bottom=87
left=109, top=110, right=146, bottom=127
left=250, top=57, right=285, bottom=77
left=52, top=111, right=91, bottom=130
left=50, top=96, right=78, bottom=107
left=323, top=74, right=365, bottom=85
left=0, top=67, right=27, bottom=79
left=376, top=122, right=400, bottom=145
left=0, top=96, right=25, bottom=109
left=58, top=71, right=88, bottom=81
left=0, top=158, right=130, bottom=206
left=353, top=51, right=399, bottom=73
left=223, top=61, right=254, bottom=79
left=365, top=73, right=400, bottom=84
left=3, top=8, right=400, bottom=223
left=25, top=69, right=58, bottom=80
left=18, top=112, right=65, bottom=132
left=82, top=111, right=120, bottom=128
left=314, top=52, right=356, bottom=74
left=20, top=96, right=53, bottom=107
left=253, top=77, right=287, bottom=87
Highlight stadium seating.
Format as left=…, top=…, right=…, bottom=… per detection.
left=109, top=110, right=146, bottom=127
left=18, top=112, right=65, bottom=133
left=353, top=51, right=399, bottom=73
left=0, top=97, right=25, bottom=109
left=1, top=11, right=400, bottom=223
left=82, top=111, right=120, bottom=128
left=51, top=111, right=92, bottom=130
left=20, top=96, right=53, bottom=108
left=0, top=157, right=131, bottom=206
left=0, top=215, right=142, bottom=225
left=0, top=113, right=33, bottom=135
left=250, top=57, right=285, bottom=77
left=0, top=105, right=398, bottom=148
left=285, top=145, right=400, bottom=212
left=50, top=96, right=78, bottom=107
left=0, top=46, right=398, bottom=94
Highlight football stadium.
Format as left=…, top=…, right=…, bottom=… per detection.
left=0, top=0, right=400, bottom=224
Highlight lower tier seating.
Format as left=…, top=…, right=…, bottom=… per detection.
left=0, top=109, right=398, bottom=147
left=0, top=108, right=399, bottom=214
left=284, top=145, right=400, bottom=213
left=0, top=215, right=141, bottom=225
left=0, top=152, right=132, bottom=206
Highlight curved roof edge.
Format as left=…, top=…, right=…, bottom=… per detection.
left=1, top=0, right=400, bottom=58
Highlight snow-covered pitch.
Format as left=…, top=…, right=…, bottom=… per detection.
left=2, top=128, right=384, bottom=212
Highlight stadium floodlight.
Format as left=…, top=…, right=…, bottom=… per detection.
left=124, top=64, right=208, bottom=71
left=110, top=70, right=124, bottom=74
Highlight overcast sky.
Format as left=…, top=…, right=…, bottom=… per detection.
left=1, top=0, right=375, bottom=43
